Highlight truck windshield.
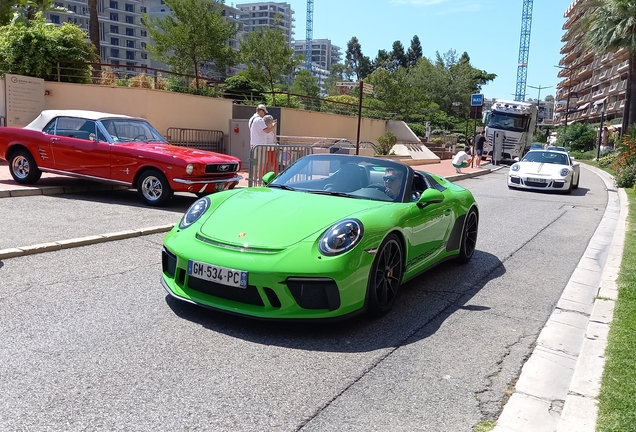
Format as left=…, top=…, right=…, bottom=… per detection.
left=487, top=112, right=529, bottom=133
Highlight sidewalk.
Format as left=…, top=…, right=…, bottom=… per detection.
left=0, top=158, right=492, bottom=197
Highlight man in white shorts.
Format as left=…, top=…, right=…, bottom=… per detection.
left=249, top=104, right=277, bottom=148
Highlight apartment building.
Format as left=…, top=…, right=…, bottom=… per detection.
left=235, top=2, right=294, bottom=45
left=555, top=0, right=629, bottom=126
left=46, top=0, right=147, bottom=72
left=293, top=39, right=341, bottom=71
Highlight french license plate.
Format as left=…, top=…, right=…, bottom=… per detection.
left=188, top=260, right=248, bottom=288
left=527, top=177, right=547, bottom=183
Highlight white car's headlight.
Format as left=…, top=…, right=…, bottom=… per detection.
left=179, top=197, right=210, bottom=229
left=559, top=168, right=571, bottom=176
left=318, top=219, right=364, bottom=256
left=186, top=164, right=194, bottom=175
left=511, top=164, right=520, bottom=172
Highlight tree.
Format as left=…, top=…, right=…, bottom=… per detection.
left=291, top=69, right=320, bottom=97
left=372, top=49, right=392, bottom=71
left=390, top=40, right=407, bottom=70
left=345, top=37, right=371, bottom=81
left=239, top=23, right=301, bottom=97
left=0, top=13, right=96, bottom=82
left=323, top=63, right=347, bottom=95
left=544, top=94, right=555, bottom=102
left=407, top=35, right=422, bottom=67
left=221, top=72, right=264, bottom=102
left=143, top=0, right=238, bottom=88
left=1, top=1, right=14, bottom=25
left=573, top=0, right=636, bottom=131
left=556, top=122, right=597, bottom=151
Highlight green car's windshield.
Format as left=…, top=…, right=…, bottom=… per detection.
left=269, top=154, right=408, bottom=202
left=99, top=119, right=167, bottom=143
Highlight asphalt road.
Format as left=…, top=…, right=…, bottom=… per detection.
left=0, top=166, right=608, bottom=431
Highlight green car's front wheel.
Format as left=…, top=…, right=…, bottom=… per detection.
left=457, top=209, right=478, bottom=263
left=367, top=233, right=404, bottom=317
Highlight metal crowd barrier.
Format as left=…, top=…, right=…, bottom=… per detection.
left=248, top=144, right=313, bottom=187
left=166, top=127, right=225, bottom=153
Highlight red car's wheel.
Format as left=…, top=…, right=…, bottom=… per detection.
left=9, top=149, right=42, bottom=184
left=137, top=169, right=173, bottom=206
left=367, top=233, right=404, bottom=317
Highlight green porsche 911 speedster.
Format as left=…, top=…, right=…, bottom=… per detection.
left=161, top=153, right=478, bottom=320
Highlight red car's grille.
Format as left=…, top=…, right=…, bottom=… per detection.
left=205, top=163, right=239, bottom=174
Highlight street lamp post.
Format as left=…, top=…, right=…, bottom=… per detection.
left=554, top=65, right=577, bottom=130
left=528, top=84, right=552, bottom=134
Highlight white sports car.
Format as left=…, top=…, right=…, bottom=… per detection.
left=508, top=149, right=580, bottom=194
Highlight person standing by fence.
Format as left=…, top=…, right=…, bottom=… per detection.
left=249, top=104, right=276, bottom=148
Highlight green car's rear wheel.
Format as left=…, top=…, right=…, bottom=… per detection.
left=367, top=233, right=404, bottom=316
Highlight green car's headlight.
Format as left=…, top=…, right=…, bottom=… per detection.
left=180, top=197, right=210, bottom=229
left=318, top=219, right=364, bottom=256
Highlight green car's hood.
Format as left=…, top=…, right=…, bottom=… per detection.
left=199, top=188, right=390, bottom=249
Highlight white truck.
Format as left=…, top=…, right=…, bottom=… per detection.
left=483, top=99, right=538, bottom=163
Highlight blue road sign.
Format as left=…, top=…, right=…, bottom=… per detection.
left=471, top=94, right=484, bottom=106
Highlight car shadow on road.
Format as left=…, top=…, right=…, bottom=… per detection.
left=50, top=188, right=197, bottom=213
left=509, top=186, right=591, bottom=197
left=165, top=250, right=506, bottom=353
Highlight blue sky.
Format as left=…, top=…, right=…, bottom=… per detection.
left=277, top=0, right=573, bottom=101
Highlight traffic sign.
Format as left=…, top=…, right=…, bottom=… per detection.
left=471, top=94, right=484, bottom=106
left=362, top=83, right=374, bottom=94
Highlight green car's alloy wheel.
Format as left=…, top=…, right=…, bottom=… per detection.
left=9, top=149, right=42, bottom=184
left=137, top=169, right=173, bottom=206
left=457, top=209, right=478, bottom=263
left=367, top=233, right=404, bottom=316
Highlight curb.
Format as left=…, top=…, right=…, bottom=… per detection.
left=0, top=224, right=175, bottom=260
left=0, top=183, right=128, bottom=198
left=493, top=164, right=626, bottom=432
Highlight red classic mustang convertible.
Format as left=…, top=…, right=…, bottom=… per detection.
left=0, top=110, right=242, bottom=206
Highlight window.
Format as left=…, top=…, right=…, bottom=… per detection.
left=140, top=30, right=147, bottom=37
left=67, top=5, right=76, bottom=12
left=141, top=53, right=147, bottom=60
left=110, top=1, right=118, bottom=8
left=141, top=42, right=146, bottom=49
left=111, top=37, right=119, bottom=46
left=110, top=13, right=119, bottom=21
left=126, top=51, right=135, bottom=60
left=112, top=60, right=120, bottom=65
left=126, top=27, right=134, bottom=36
left=126, top=62, right=135, bottom=72
left=126, top=40, right=135, bottom=48
left=111, top=48, right=120, bottom=58
left=140, top=6, right=146, bottom=13
left=50, top=15, right=60, bottom=24
left=110, top=25, right=119, bottom=34
left=125, top=3, right=134, bottom=12
left=125, top=15, right=134, bottom=24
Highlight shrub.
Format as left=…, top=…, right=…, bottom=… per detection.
left=598, top=152, right=616, bottom=168
left=612, top=137, right=636, bottom=188
left=376, top=131, right=398, bottom=155
left=129, top=72, right=153, bottom=88
left=570, top=150, right=596, bottom=160
left=407, top=123, right=426, bottom=137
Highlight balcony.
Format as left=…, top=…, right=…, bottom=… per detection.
left=618, top=60, right=629, bottom=72
left=608, top=82, right=619, bottom=93
left=607, top=101, right=617, bottom=112
left=601, top=53, right=612, bottom=62
left=593, top=87, right=607, bottom=99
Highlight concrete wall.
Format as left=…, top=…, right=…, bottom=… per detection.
left=43, top=82, right=233, bottom=136
left=42, top=82, right=387, bottom=144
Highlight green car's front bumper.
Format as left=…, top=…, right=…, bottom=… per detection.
left=161, top=228, right=376, bottom=319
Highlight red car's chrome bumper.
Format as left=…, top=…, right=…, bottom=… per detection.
left=172, top=175, right=242, bottom=194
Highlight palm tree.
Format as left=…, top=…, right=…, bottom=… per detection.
left=573, top=0, right=636, bottom=133
left=87, top=0, right=101, bottom=78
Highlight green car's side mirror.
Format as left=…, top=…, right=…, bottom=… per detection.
left=417, top=188, right=444, bottom=209
left=262, top=171, right=276, bottom=185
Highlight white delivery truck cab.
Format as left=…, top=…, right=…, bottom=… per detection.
left=484, top=99, right=537, bottom=163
